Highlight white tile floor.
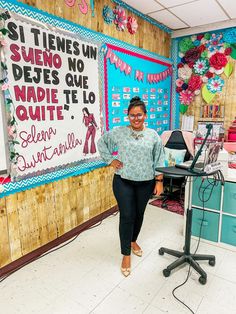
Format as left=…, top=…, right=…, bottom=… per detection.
left=1, top=204, right=236, bottom=314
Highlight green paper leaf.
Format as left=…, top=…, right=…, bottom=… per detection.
left=224, top=62, right=234, bottom=77
left=180, top=104, right=188, bottom=114
left=202, top=85, right=215, bottom=104
left=0, top=28, right=8, bottom=35
left=6, top=98, right=12, bottom=104
left=10, top=117, right=16, bottom=126
left=1, top=62, right=7, bottom=70
left=230, top=47, right=236, bottom=60
left=12, top=140, right=20, bottom=145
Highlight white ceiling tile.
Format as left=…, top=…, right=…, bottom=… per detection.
left=218, top=0, right=236, bottom=19
left=122, top=0, right=164, bottom=14
left=169, top=0, right=229, bottom=27
left=157, top=0, right=197, bottom=8
left=148, top=9, right=188, bottom=29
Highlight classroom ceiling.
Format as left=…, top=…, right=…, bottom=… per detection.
left=122, top=0, right=236, bottom=35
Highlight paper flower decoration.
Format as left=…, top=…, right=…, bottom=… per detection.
left=179, top=90, right=194, bottom=105
left=184, top=47, right=201, bottom=64
left=127, top=16, right=138, bottom=34
left=206, top=76, right=224, bottom=94
left=64, top=0, right=75, bottom=7
left=2, top=83, right=9, bottom=91
left=7, top=125, right=16, bottom=138
left=223, top=29, right=236, bottom=44
left=209, top=52, right=227, bottom=70
left=102, top=5, right=114, bottom=24
left=0, top=38, right=6, bottom=46
left=188, top=75, right=202, bottom=91
left=178, top=64, right=192, bottom=80
left=113, top=6, right=127, bottom=31
left=205, top=33, right=224, bottom=53
left=193, top=58, right=209, bottom=75
left=176, top=78, right=184, bottom=87
left=179, top=37, right=194, bottom=53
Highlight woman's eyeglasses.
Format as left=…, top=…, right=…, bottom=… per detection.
left=129, top=113, right=144, bottom=120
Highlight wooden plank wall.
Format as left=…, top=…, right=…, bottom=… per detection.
left=18, top=0, right=171, bottom=57
left=0, top=167, right=116, bottom=268
left=0, top=1, right=171, bottom=268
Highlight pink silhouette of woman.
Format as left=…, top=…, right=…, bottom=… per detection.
left=82, top=107, right=98, bottom=155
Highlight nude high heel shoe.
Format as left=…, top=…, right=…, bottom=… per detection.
left=121, top=267, right=131, bottom=277
left=131, top=248, right=143, bottom=257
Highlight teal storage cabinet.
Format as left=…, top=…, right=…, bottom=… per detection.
left=221, top=215, right=236, bottom=246
left=192, top=207, right=219, bottom=242
left=192, top=178, right=221, bottom=210
left=222, top=182, right=236, bottom=215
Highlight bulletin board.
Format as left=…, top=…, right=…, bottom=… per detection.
left=103, top=44, right=172, bottom=133
left=0, top=0, right=173, bottom=196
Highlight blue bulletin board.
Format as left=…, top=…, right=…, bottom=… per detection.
left=103, top=44, right=173, bottom=134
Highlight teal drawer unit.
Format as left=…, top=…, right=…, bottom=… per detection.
left=221, top=215, right=236, bottom=246
left=222, top=182, right=236, bottom=215
left=192, top=208, right=219, bottom=242
left=192, top=178, right=221, bottom=210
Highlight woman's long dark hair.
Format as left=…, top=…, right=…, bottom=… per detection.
left=127, top=96, right=147, bottom=114
left=82, top=107, right=90, bottom=116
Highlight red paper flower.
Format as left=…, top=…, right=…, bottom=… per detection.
left=184, top=47, right=201, bottom=64
left=176, top=86, right=183, bottom=93
left=198, top=45, right=206, bottom=53
left=225, top=47, right=232, bottom=55
left=177, top=63, right=184, bottom=68
left=127, top=16, right=138, bottom=34
left=209, top=52, right=227, bottom=70
left=188, top=61, right=195, bottom=68
left=188, top=75, right=202, bottom=91
left=205, top=71, right=214, bottom=79
left=197, top=34, right=204, bottom=41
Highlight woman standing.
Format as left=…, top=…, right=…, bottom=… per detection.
left=82, top=107, right=98, bottom=155
left=98, top=96, right=164, bottom=277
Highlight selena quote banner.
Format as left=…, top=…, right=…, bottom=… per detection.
left=4, top=17, right=100, bottom=180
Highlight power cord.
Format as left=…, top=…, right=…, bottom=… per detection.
left=0, top=209, right=118, bottom=283
left=171, top=173, right=219, bottom=313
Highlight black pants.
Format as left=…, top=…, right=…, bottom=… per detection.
left=113, top=174, right=155, bottom=255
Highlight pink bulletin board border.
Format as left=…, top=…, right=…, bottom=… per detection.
left=104, top=43, right=173, bottom=131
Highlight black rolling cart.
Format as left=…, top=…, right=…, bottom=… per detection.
left=156, top=166, right=217, bottom=285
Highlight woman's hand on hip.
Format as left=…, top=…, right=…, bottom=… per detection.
left=153, top=182, right=163, bottom=196
left=110, top=159, right=123, bottom=170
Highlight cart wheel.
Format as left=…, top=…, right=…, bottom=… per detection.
left=163, top=268, right=171, bottom=277
left=209, top=259, right=215, bottom=266
left=199, top=276, right=207, bottom=285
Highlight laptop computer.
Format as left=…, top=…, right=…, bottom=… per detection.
left=176, top=143, right=221, bottom=172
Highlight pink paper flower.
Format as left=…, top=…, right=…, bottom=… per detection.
left=113, top=6, right=127, bottom=31
left=127, top=16, right=138, bottom=34
left=188, top=75, right=202, bottom=91
left=64, top=0, right=75, bottom=7
left=176, top=78, right=184, bottom=87
left=179, top=90, right=194, bottom=105
left=2, top=83, right=9, bottom=91
left=0, top=39, right=7, bottom=46
left=178, top=64, right=192, bottom=80
left=8, top=125, right=16, bottom=137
